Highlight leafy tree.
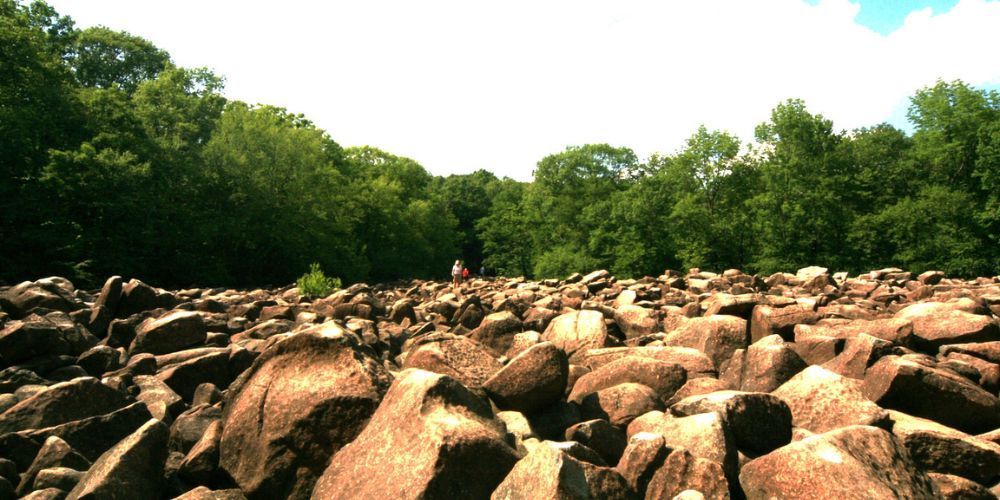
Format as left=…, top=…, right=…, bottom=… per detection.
left=600, top=177, right=678, bottom=277
left=476, top=179, right=533, bottom=277
left=526, top=144, right=638, bottom=277
left=434, top=170, right=499, bottom=269
left=850, top=186, right=990, bottom=276
left=343, top=147, right=458, bottom=281
left=975, top=118, right=1000, bottom=268
left=750, top=99, right=852, bottom=273
left=201, top=102, right=358, bottom=285
left=0, top=0, right=84, bottom=282
left=660, top=126, right=758, bottom=271
left=69, top=26, right=171, bottom=93
left=840, top=124, right=916, bottom=211
left=908, top=80, right=1000, bottom=188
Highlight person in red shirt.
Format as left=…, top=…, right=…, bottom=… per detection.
left=462, top=267, right=470, bottom=281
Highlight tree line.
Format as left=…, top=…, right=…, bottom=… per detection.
left=2, top=1, right=998, bottom=288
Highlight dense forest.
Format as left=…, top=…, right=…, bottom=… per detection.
left=2, top=1, right=999, bottom=288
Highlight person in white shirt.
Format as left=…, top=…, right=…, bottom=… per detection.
left=451, top=260, right=463, bottom=289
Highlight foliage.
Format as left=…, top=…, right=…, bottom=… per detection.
left=2, top=0, right=999, bottom=286
left=296, top=263, right=341, bottom=297
left=69, top=26, right=171, bottom=93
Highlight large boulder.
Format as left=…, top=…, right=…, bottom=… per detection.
left=491, top=442, right=634, bottom=500
left=15, top=436, right=90, bottom=497
left=565, top=419, right=628, bottom=466
left=794, top=318, right=916, bottom=346
left=0, top=320, right=67, bottom=366
left=702, top=293, right=760, bottom=319
left=662, top=315, right=747, bottom=370
left=614, top=305, right=659, bottom=339
left=862, top=355, right=1000, bottom=434
left=116, top=279, right=160, bottom=318
left=483, top=342, right=568, bottom=414
left=0, top=279, right=80, bottom=318
left=615, top=432, right=670, bottom=495
left=669, top=390, right=792, bottom=456
left=20, top=402, right=153, bottom=462
left=542, top=310, right=617, bottom=363
left=823, top=333, right=894, bottom=379
left=179, top=419, right=223, bottom=485
left=220, top=332, right=392, bottom=499
left=771, top=365, right=890, bottom=433
left=403, top=334, right=502, bottom=390
left=895, top=302, right=999, bottom=349
left=156, top=350, right=231, bottom=402
left=645, top=448, right=731, bottom=500
left=66, top=419, right=169, bottom=500
left=929, top=473, right=995, bottom=499
left=170, top=404, right=221, bottom=454
left=311, top=369, right=519, bottom=499
left=749, top=304, right=817, bottom=343
left=92, top=276, right=123, bottom=318
left=133, top=375, right=184, bottom=422
left=726, top=334, right=806, bottom=393
left=578, top=383, right=664, bottom=427
left=888, top=410, right=1000, bottom=484
left=130, top=311, right=207, bottom=355
left=0, top=377, right=129, bottom=434
left=627, top=411, right=737, bottom=482
left=569, top=356, right=686, bottom=405
left=468, top=311, right=524, bottom=356
left=738, top=425, right=937, bottom=499
left=941, top=341, right=1000, bottom=364
left=579, top=347, right=716, bottom=379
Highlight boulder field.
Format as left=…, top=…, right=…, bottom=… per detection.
left=1, top=266, right=999, bottom=499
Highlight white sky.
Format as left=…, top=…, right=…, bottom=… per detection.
left=47, top=0, right=1000, bottom=180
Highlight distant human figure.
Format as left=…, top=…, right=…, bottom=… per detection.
left=452, top=260, right=463, bottom=289
left=462, top=267, right=470, bottom=281
left=479, top=265, right=486, bottom=277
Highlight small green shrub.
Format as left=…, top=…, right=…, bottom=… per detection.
left=297, top=262, right=342, bottom=297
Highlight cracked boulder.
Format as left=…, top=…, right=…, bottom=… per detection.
left=772, top=365, right=890, bottom=433
left=491, top=441, right=633, bottom=500
left=311, top=369, right=519, bottom=499
left=0, top=377, right=129, bottom=434
left=739, top=425, right=937, bottom=499
left=219, top=332, right=392, bottom=499
left=862, top=355, right=1000, bottom=434
left=542, top=310, right=618, bottom=363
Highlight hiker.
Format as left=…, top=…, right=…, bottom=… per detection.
left=452, top=260, right=463, bottom=289
left=479, top=265, right=486, bottom=277
left=462, top=266, right=470, bottom=281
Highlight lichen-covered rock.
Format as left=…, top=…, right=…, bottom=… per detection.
left=543, top=310, right=618, bottom=362
left=484, top=341, right=568, bottom=414
left=311, top=369, right=519, bottom=499
left=403, top=334, right=502, bottom=390
left=130, top=311, right=207, bottom=355
left=491, top=442, right=634, bottom=500
left=670, top=390, right=792, bottom=456
left=662, top=315, right=748, bottom=370
left=887, top=410, right=1000, bottom=484
left=772, top=366, right=890, bottom=433
left=738, top=426, right=937, bottom=499
left=645, top=448, right=731, bottom=500
left=863, top=355, right=1000, bottom=434
left=220, top=332, right=392, bottom=499
left=66, top=419, right=169, bottom=500
left=0, top=377, right=128, bottom=434
left=569, top=356, right=686, bottom=404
